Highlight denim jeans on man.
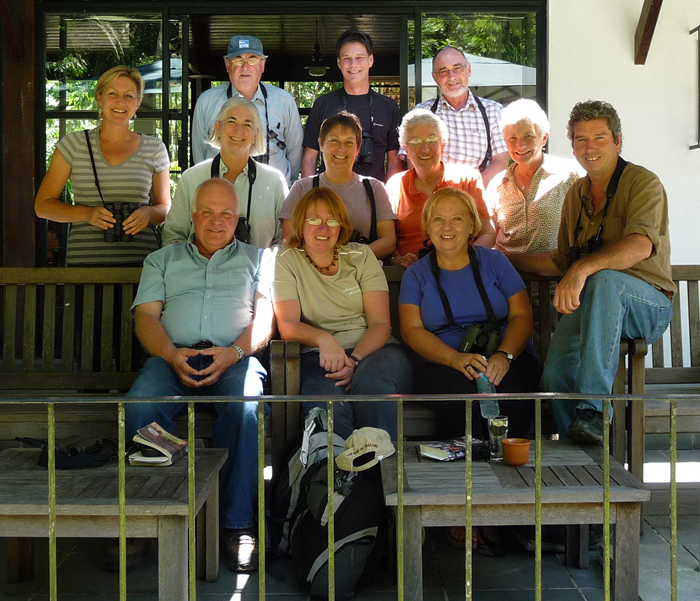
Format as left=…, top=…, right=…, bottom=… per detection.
left=542, top=270, right=673, bottom=437
left=300, top=344, right=413, bottom=440
left=126, top=354, right=266, bottom=530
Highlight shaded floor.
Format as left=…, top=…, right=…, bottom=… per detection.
left=1, top=453, right=698, bottom=600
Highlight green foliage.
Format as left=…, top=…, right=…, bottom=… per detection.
left=411, top=13, right=536, bottom=67
left=285, top=81, right=340, bottom=109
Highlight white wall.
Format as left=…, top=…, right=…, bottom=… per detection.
left=548, top=0, right=700, bottom=264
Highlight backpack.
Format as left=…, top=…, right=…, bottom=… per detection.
left=267, top=409, right=346, bottom=557
left=290, top=460, right=388, bottom=600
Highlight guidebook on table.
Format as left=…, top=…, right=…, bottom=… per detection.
left=128, top=421, right=188, bottom=466
left=419, top=437, right=468, bottom=461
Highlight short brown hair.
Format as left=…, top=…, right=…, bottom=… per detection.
left=319, top=111, right=362, bottom=147
left=567, top=100, right=622, bottom=145
left=95, top=65, right=145, bottom=100
left=421, top=187, right=482, bottom=243
left=288, top=187, right=353, bottom=249
left=336, top=30, right=373, bottom=57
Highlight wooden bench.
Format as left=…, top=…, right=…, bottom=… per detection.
left=0, top=447, right=228, bottom=600
left=381, top=439, right=650, bottom=601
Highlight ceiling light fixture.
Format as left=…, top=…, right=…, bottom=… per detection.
left=305, top=17, right=329, bottom=78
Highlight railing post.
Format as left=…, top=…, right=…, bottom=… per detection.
left=48, top=403, right=58, bottom=601
left=397, top=397, right=404, bottom=601
left=258, top=400, right=266, bottom=599
left=326, top=399, right=335, bottom=601
left=118, top=402, right=127, bottom=601
left=188, top=401, right=196, bottom=601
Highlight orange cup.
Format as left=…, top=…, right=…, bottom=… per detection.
left=502, top=438, right=531, bottom=466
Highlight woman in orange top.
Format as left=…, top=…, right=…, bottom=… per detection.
left=385, top=108, right=494, bottom=268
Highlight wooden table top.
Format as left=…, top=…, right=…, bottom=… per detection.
left=0, top=448, right=228, bottom=516
left=384, top=440, right=650, bottom=507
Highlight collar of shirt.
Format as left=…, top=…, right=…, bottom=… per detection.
left=217, top=158, right=253, bottom=183
left=502, top=153, right=555, bottom=186
left=406, top=162, right=446, bottom=196
left=231, top=83, right=265, bottom=106
left=439, top=89, right=477, bottom=113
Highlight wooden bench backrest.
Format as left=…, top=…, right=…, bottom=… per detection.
left=646, top=265, right=700, bottom=384
left=0, top=267, right=142, bottom=391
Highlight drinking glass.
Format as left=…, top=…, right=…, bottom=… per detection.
left=487, top=415, right=508, bottom=462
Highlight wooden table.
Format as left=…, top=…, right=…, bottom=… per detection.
left=382, top=440, right=650, bottom=601
left=0, top=447, right=227, bottom=600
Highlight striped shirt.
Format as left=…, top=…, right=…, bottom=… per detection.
left=57, top=128, right=170, bottom=266
left=415, top=91, right=507, bottom=169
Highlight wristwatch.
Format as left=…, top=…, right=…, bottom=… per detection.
left=493, top=349, right=514, bottom=363
left=232, top=344, right=246, bottom=362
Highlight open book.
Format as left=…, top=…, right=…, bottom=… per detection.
left=129, top=422, right=188, bottom=466
left=419, top=437, right=467, bottom=461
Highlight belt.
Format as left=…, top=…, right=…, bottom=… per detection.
left=176, top=340, right=214, bottom=350
left=660, top=289, right=673, bottom=301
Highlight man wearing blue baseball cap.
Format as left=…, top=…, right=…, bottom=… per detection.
left=192, top=35, right=303, bottom=184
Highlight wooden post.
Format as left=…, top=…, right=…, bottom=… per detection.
left=1, top=0, right=36, bottom=266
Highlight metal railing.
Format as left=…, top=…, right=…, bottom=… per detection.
left=1, top=392, right=698, bottom=600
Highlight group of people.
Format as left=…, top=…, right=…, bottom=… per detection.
left=34, top=28, right=675, bottom=573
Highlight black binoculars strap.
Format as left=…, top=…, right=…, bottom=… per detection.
left=84, top=129, right=107, bottom=208
left=429, top=245, right=499, bottom=330
left=211, top=154, right=256, bottom=240
left=312, top=175, right=377, bottom=243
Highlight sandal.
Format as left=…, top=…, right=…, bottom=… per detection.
left=473, top=526, right=507, bottom=558
left=446, top=526, right=467, bottom=549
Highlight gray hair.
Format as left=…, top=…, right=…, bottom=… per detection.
left=206, top=96, right=266, bottom=156
left=432, top=46, right=470, bottom=71
left=399, top=108, right=449, bottom=148
left=567, top=100, right=622, bottom=145
left=500, top=98, right=550, bottom=137
left=191, top=178, right=239, bottom=214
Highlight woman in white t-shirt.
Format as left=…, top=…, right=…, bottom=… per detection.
left=273, top=187, right=412, bottom=440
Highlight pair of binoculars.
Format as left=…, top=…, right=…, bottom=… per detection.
left=569, top=237, right=603, bottom=266
left=103, top=203, right=141, bottom=243
left=458, top=321, right=501, bottom=357
left=356, top=131, right=373, bottom=165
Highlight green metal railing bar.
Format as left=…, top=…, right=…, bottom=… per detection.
left=670, top=400, right=678, bottom=601
left=118, top=403, right=127, bottom=601
left=603, top=399, right=611, bottom=601
left=535, top=398, right=542, bottom=601
left=397, top=397, right=405, bottom=601
left=188, top=402, right=197, bottom=601
left=258, top=400, right=267, bottom=599
left=465, top=399, right=473, bottom=601
left=48, top=403, right=58, bottom=601
left=327, top=400, right=336, bottom=601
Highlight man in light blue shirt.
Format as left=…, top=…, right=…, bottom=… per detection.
left=126, top=178, right=275, bottom=573
left=191, top=34, right=303, bottom=184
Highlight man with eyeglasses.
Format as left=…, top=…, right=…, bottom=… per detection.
left=301, top=30, right=402, bottom=183
left=192, top=35, right=303, bottom=184
left=411, top=46, right=510, bottom=187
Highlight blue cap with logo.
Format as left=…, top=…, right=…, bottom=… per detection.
left=226, top=35, right=265, bottom=59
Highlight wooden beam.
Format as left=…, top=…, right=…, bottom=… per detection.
left=0, top=0, right=22, bottom=62
left=634, top=0, right=663, bottom=65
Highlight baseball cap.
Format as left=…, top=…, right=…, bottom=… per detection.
left=226, top=35, right=265, bottom=59
left=335, top=427, right=395, bottom=472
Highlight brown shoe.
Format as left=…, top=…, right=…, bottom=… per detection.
left=104, top=538, right=150, bottom=572
left=221, top=528, right=259, bottom=572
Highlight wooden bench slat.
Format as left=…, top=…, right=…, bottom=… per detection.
left=3, top=284, right=17, bottom=373
left=0, top=267, right=142, bottom=285
left=120, top=284, right=135, bottom=372
left=41, top=284, right=57, bottom=372
left=81, top=285, right=96, bottom=373
left=688, top=280, right=699, bottom=367
left=670, top=286, right=683, bottom=368
left=22, top=285, right=37, bottom=373
left=62, top=284, right=76, bottom=373
left=101, top=284, right=115, bottom=372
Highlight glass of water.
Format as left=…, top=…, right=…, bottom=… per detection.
left=487, top=415, right=509, bottom=462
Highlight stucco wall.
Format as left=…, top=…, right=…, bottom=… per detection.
left=548, top=0, right=700, bottom=264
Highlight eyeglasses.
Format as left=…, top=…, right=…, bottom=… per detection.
left=268, top=128, right=286, bottom=151
left=305, top=217, right=342, bottom=227
left=406, top=134, right=441, bottom=148
left=226, top=56, right=265, bottom=68
left=434, top=64, right=467, bottom=78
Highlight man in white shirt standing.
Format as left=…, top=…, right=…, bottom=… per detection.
left=414, top=46, right=510, bottom=187
left=191, top=35, right=303, bottom=184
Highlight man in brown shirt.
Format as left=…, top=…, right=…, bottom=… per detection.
left=507, top=100, right=674, bottom=444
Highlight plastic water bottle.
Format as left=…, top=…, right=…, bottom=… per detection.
left=476, top=372, right=500, bottom=419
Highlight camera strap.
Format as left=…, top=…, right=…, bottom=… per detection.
left=431, top=94, right=492, bottom=173
left=573, top=156, right=628, bottom=247
left=84, top=129, right=107, bottom=208
left=341, top=88, right=374, bottom=136
left=312, top=175, right=377, bottom=242
left=429, top=245, right=500, bottom=331
left=211, top=154, right=257, bottom=241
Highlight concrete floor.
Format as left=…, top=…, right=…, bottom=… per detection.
left=1, top=451, right=698, bottom=600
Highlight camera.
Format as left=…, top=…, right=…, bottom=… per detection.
left=458, top=321, right=501, bottom=357
left=235, top=217, right=251, bottom=244
left=357, top=131, right=373, bottom=165
left=569, top=237, right=603, bottom=266
left=104, top=202, right=140, bottom=243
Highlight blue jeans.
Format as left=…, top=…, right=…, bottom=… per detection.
left=542, top=270, right=673, bottom=437
left=300, top=344, right=413, bottom=440
left=126, top=355, right=266, bottom=530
